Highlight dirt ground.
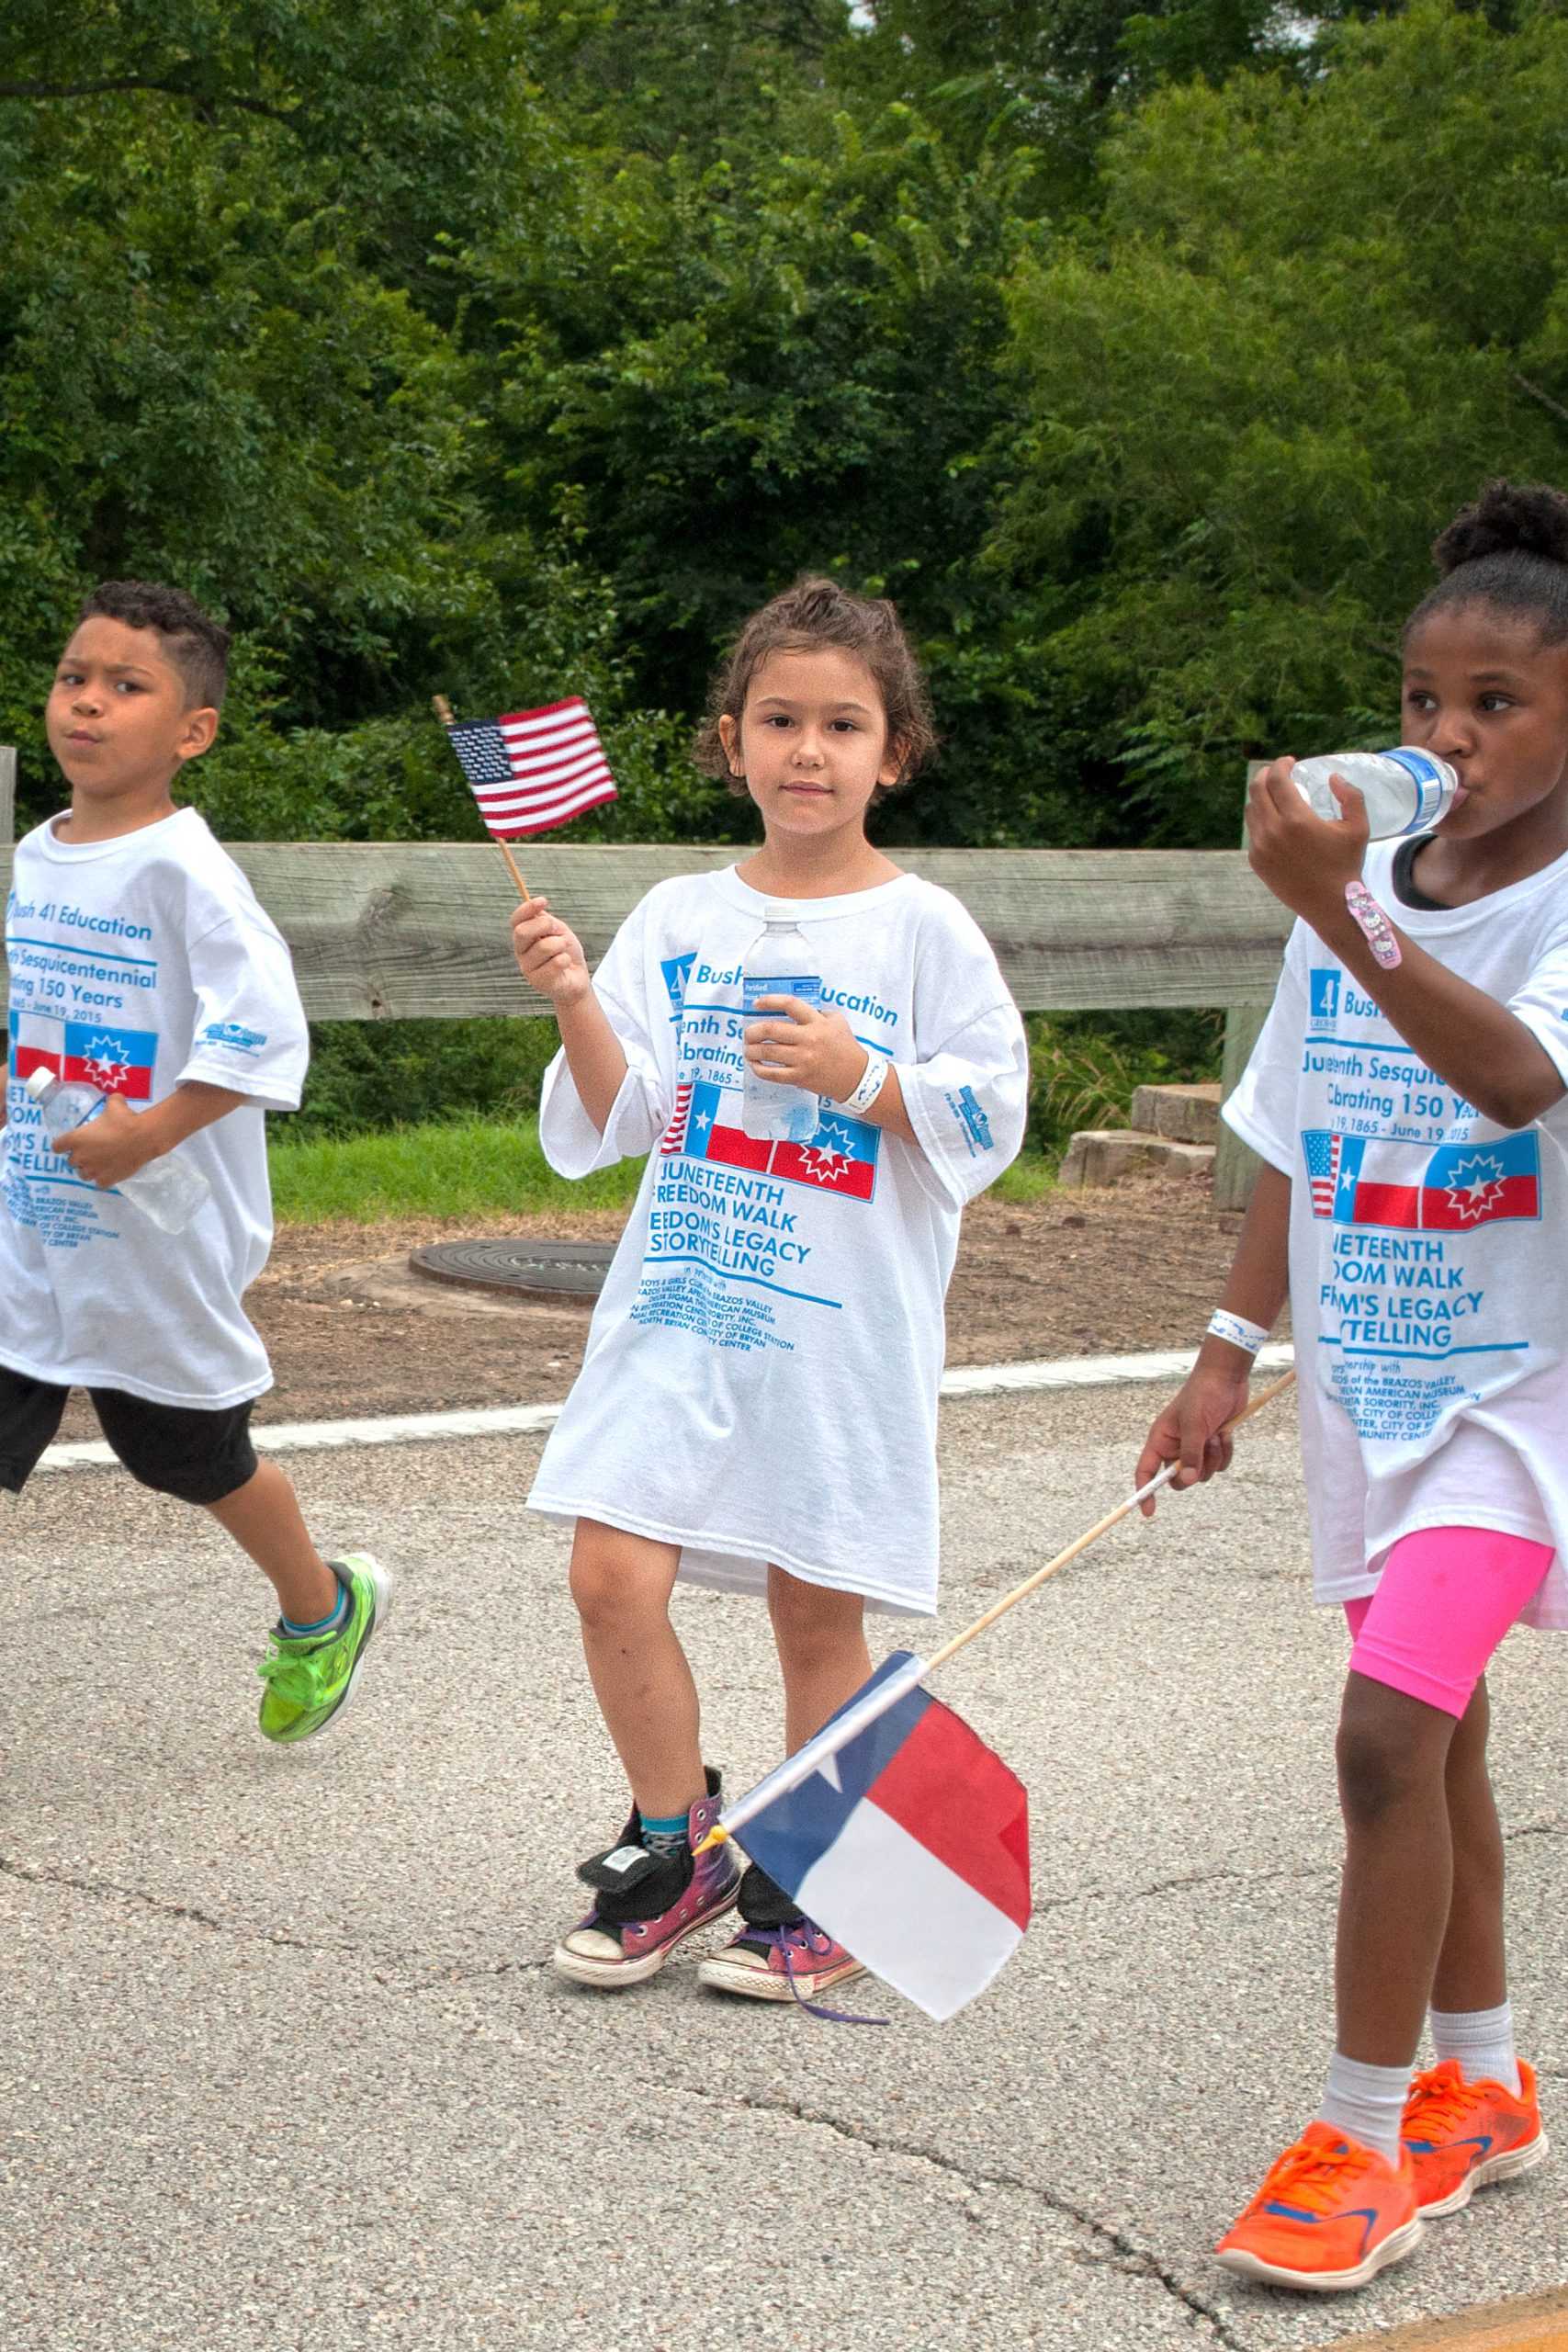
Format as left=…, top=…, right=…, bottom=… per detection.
left=51, top=1173, right=1274, bottom=1439
left=254, top=1175, right=1269, bottom=1424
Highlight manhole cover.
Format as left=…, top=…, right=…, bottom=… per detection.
left=409, top=1239, right=615, bottom=1301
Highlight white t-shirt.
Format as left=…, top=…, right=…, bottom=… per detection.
left=1, top=808, right=308, bottom=1408
left=526, top=865, right=1028, bottom=1614
left=1225, top=837, right=1568, bottom=1628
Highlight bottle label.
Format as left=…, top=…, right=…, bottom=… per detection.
left=1381, top=749, right=1452, bottom=832
left=742, top=973, right=823, bottom=1016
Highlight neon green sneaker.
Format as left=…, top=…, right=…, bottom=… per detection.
left=256, top=1554, right=391, bottom=1745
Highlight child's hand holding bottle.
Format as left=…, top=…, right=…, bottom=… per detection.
left=1246, top=756, right=1372, bottom=928
left=744, top=996, right=867, bottom=1102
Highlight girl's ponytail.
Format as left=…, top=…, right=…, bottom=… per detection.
left=1410, top=479, right=1568, bottom=644
left=1433, top=479, right=1568, bottom=575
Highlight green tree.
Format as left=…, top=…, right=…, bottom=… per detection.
left=848, top=0, right=1315, bottom=197
left=996, top=0, right=1568, bottom=842
left=463, top=95, right=1055, bottom=840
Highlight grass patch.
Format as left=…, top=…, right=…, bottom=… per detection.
left=267, top=1116, right=644, bottom=1224
left=268, top=1115, right=1058, bottom=1223
left=992, top=1153, right=1056, bottom=1203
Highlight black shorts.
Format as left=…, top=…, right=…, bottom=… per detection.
left=0, top=1365, right=258, bottom=1506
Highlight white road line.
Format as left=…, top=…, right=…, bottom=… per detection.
left=32, top=1343, right=1294, bottom=1476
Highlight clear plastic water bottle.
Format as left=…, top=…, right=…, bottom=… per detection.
left=741, top=905, right=823, bottom=1143
left=1291, top=747, right=1461, bottom=837
left=24, top=1069, right=210, bottom=1231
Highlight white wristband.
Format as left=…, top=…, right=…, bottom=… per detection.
left=836, top=1050, right=890, bottom=1116
left=1207, top=1308, right=1269, bottom=1356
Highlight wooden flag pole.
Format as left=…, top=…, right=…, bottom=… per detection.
left=433, top=694, right=533, bottom=903
left=922, top=1368, right=1297, bottom=1679
left=697, top=1368, right=1296, bottom=1852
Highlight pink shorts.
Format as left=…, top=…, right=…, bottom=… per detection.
left=1344, top=1526, right=1553, bottom=1718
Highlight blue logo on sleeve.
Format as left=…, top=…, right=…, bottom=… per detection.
left=199, top=1020, right=267, bottom=1055
left=947, top=1085, right=994, bottom=1156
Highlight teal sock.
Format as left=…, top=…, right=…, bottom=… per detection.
left=641, top=1808, right=691, bottom=1860
left=281, top=1583, right=347, bottom=1640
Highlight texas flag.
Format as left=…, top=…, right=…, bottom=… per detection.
left=663, top=1077, right=879, bottom=1203
left=728, top=1652, right=1031, bottom=2021
left=10, top=1010, right=158, bottom=1100
left=1303, top=1128, right=1540, bottom=1232
left=9, top=1007, right=62, bottom=1085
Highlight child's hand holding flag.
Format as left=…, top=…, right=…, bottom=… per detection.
left=509, top=895, right=593, bottom=1009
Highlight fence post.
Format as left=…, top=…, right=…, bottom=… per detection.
left=1213, top=763, right=1268, bottom=1211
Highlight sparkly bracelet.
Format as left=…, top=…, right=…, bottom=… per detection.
left=836, top=1050, right=890, bottom=1115
left=1206, top=1308, right=1269, bottom=1356
left=1344, top=880, right=1402, bottom=971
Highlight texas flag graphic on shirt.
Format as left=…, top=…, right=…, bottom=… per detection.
left=9, top=1010, right=159, bottom=1100
left=660, top=1078, right=879, bottom=1202
left=1303, top=1128, right=1541, bottom=1232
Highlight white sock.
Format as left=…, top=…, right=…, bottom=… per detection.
left=1317, top=2051, right=1410, bottom=2165
left=1429, top=2001, right=1521, bottom=2096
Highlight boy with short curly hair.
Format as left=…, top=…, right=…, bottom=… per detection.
left=1, top=580, right=389, bottom=1742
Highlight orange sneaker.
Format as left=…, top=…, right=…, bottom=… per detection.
left=1402, top=2057, right=1550, bottom=2217
left=1214, top=2121, right=1423, bottom=2291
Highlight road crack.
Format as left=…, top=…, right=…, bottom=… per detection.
left=649, top=2075, right=1248, bottom=2346
left=1044, top=1811, right=1559, bottom=1917
left=0, top=1851, right=356, bottom=1954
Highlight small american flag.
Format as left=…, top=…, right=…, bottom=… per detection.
left=660, top=1081, right=694, bottom=1156
left=1303, top=1128, right=1344, bottom=1220
left=446, top=697, right=617, bottom=839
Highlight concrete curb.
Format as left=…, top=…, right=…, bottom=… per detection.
left=31, top=1343, right=1295, bottom=1475
left=1323, top=2285, right=1568, bottom=2351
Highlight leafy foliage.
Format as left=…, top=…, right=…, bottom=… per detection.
left=998, top=1, right=1568, bottom=840
left=5, top=0, right=1563, bottom=876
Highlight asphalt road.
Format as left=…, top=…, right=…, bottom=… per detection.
left=4, top=1384, right=1563, bottom=2350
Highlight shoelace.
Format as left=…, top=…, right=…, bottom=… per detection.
left=1404, top=2062, right=1486, bottom=2140
left=747, top=1923, right=886, bottom=2028
left=255, top=1638, right=334, bottom=1701
left=1256, top=2135, right=1371, bottom=2215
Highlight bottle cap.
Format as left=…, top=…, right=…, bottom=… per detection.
left=23, top=1069, right=53, bottom=1102
left=762, top=902, right=796, bottom=923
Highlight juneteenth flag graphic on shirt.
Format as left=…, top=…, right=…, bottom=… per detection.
left=1303, top=1128, right=1541, bottom=1232
left=660, top=1077, right=880, bottom=1203
left=8, top=1010, right=159, bottom=1100
left=734, top=1652, right=1031, bottom=2022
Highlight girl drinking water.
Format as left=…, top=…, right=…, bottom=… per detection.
left=512, top=578, right=1026, bottom=2005
left=1138, top=481, right=1568, bottom=2290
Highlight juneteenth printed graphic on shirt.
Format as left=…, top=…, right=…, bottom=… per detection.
left=1303, top=1128, right=1541, bottom=1233
left=9, top=1009, right=162, bottom=1098
left=1224, top=836, right=1568, bottom=1628
left=660, top=1078, right=879, bottom=1194
left=526, top=865, right=1028, bottom=1615
left=1, top=808, right=309, bottom=1408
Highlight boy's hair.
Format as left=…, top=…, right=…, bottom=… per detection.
left=1410, top=480, right=1568, bottom=648
left=75, top=580, right=231, bottom=711
left=694, top=576, right=936, bottom=801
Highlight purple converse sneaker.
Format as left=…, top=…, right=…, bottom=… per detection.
left=697, top=1918, right=868, bottom=2009
left=553, top=1768, right=739, bottom=1988
left=697, top=1861, right=874, bottom=2018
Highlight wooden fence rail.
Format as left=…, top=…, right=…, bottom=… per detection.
left=0, top=840, right=1292, bottom=1021
left=0, top=759, right=1281, bottom=1202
